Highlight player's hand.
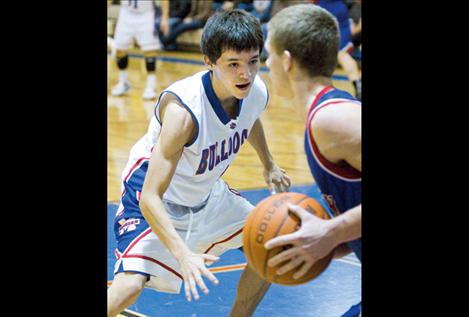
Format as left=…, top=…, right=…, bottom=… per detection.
left=177, top=252, right=220, bottom=302
left=263, top=164, right=291, bottom=194
left=264, top=204, right=335, bottom=279
left=160, top=17, right=170, bottom=36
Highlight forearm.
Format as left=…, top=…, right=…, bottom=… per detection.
left=140, top=195, right=191, bottom=260
left=328, top=204, right=361, bottom=246
left=160, top=0, right=169, bottom=20
left=248, top=119, right=274, bottom=170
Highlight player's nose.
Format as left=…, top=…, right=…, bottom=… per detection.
left=239, top=65, right=251, bottom=80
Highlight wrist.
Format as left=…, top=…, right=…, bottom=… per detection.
left=172, top=242, right=191, bottom=261
left=327, top=216, right=347, bottom=246
left=263, top=158, right=275, bottom=171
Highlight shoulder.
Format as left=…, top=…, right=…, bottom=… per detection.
left=311, top=101, right=361, bottom=138
left=311, top=101, right=361, bottom=164
left=159, top=95, right=195, bottom=131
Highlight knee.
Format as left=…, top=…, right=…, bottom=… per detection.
left=116, top=54, right=128, bottom=70
left=113, top=273, right=146, bottom=300
left=125, top=276, right=146, bottom=298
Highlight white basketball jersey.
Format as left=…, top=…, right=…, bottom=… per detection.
left=120, top=0, right=155, bottom=13
left=121, top=70, right=268, bottom=207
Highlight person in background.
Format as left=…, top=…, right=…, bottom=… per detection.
left=160, top=0, right=213, bottom=51
left=111, top=0, right=169, bottom=100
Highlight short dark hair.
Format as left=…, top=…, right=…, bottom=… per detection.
left=268, top=4, right=339, bottom=78
left=201, top=9, right=264, bottom=64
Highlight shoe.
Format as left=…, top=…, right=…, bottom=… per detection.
left=142, top=86, right=157, bottom=100
left=111, top=80, right=131, bottom=96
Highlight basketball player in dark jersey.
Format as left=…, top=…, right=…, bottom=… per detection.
left=262, top=4, right=362, bottom=317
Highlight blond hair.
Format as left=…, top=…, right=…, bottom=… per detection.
left=268, top=4, right=340, bottom=78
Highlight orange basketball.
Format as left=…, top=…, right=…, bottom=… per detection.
left=243, top=192, right=333, bottom=285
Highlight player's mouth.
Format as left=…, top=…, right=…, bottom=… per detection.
left=235, top=82, right=251, bottom=91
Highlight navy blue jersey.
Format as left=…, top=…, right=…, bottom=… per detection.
left=304, top=86, right=361, bottom=261
left=314, top=0, right=353, bottom=51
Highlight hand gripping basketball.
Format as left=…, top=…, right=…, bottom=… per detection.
left=243, top=192, right=333, bottom=285
left=265, top=203, right=336, bottom=279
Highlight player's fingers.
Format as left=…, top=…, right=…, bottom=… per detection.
left=276, top=256, right=304, bottom=275
left=293, top=260, right=314, bottom=279
left=287, top=203, right=310, bottom=220
left=200, top=266, right=219, bottom=285
left=183, top=275, right=192, bottom=302
left=264, top=232, right=299, bottom=250
left=193, top=271, right=209, bottom=295
left=273, top=180, right=282, bottom=193
left=202, top=254, right=220, bottom=263
left=188, top=272, right=200, bottom=301
left=282, top=175, right=292, bottom=188
left=267, top=246, right=300, bottom=267
left=266, top=179, right=275, bottom=194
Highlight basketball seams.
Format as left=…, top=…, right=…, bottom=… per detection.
left=244, top=196, right=271, bottom=274
left=302, top=198, right=331, bottom=220
left=264, top=195, right=309, bottom=281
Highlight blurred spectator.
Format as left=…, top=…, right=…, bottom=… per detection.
left=160, top=0, right=214, bottom=51
left=313, top=0, right=361, bottom=100
left=155, top=0, right=191, bottom=40
left=260, top=0, right=304, bottom=61
left=111, top=0, right=169, bottom=100
left=346, top=0, right=361, bottom=51
left=252, top=0, right=272, bottom=23
left=212, top=0, right=255, bottom=13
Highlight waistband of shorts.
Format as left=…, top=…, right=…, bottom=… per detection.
left=164, top=195, right=209, bottom=216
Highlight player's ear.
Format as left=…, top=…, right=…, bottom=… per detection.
left=203, top=55, right=215, bottom=71
left=282, top=50, right=292, bottom=72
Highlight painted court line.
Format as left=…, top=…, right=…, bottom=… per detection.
left=108, top=258, right=359, bottom=288
left=119, top=309, right=148, bottom=317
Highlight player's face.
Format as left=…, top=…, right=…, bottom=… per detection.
left=265, top=36, right=292, bottom=98
left=212, top=49, right=260, bottom=100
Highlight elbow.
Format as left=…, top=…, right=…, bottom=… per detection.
left=139, top=192, right=153, bottom=218
left=139, top=190, right=163, bottom=218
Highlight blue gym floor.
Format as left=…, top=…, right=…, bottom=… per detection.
left=107, top=184, right=361, bottom=317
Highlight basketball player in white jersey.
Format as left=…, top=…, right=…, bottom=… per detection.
left=107, top=9, right=291, bottom=317
left=111, top=0, right=169, bottom=100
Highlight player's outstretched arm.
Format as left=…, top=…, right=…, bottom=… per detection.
left=247, top=118, right=291, bottom=193
left=140, top=98, right=219, bottom=302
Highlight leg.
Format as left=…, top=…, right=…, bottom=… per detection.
left=107, top=272, right=147, bottom=317
left=197, top=181, right=270, bottom=316
left=111, top=50, right=132, bottom=96
left=142, top=49, right=158, bottom=100
left=161, top=20, right=205, bottom=48
left=230, top=265, right=271, bottom=317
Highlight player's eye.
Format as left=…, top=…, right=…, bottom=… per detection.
left=229, top=63, right=239, bottom=68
